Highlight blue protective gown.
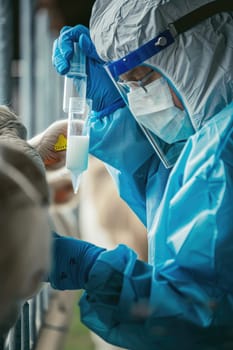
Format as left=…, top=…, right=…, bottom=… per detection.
left=78, top=102, right=233, bottom=350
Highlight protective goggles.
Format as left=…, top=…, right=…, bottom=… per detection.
left=104, top=0, right=233, bottom=168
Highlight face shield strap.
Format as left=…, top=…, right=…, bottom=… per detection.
left=106, top=29, right=175, bottom=79
left=106, top=0, right=233, bottom=79
left=169, top=0, right=233, bottom=36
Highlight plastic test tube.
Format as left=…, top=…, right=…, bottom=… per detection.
left=63, top=42, right=87, bottom=113
left=63, top=42, right=89, bottom=193
left=65, top=98, right=92, bottom=193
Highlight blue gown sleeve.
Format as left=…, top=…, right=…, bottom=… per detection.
left=88, top=107, right=161, bottom=224
left=79, top=246, right=219, bottom=350
left=79, top=104, right=233, bottom=350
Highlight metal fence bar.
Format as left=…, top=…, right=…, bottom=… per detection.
left=0, top=336, right=4, bottom=350
left=21, top=303, right=30, bottom=350
left=2, top=287, right=51, bottom=350
left=34, top=8, right=65, bottom=135
left=0, top=2, right=72, bottom=349
left=0, top=0, right=13, bottom=105
left=19, top=0, right=36, bottom=137
left=10, top=314, right=21, bottom=350
left=28, top=299, right=36, bottom=348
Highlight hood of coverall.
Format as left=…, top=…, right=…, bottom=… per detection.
left=90, top=0, right=233, bottom=131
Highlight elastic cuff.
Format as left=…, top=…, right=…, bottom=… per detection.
left=92, top=99, right=126, bottom=119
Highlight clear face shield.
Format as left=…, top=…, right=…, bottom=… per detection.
left=104, top=1, right=233, bottom=167
left=104, top=30, right=195, bottom=168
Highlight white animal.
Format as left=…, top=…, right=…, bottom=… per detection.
left=0, top=106, right=51, bottom=337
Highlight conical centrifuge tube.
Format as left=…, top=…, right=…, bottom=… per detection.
left=63, top=42, right=90, bottom=193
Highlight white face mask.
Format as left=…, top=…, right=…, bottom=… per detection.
left=127, top=77, right=194, bottom=144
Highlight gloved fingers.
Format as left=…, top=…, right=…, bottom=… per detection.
left=59, top=25, right=72, bottom=35
left=52, top=39, right=70, bottom=75
left=92, top=99, right=126, bottom=119
left=61, top=24, right=90, bottom=39
left=79, top=33, right=103, bottom=63
left=53, top=25, right=88, bottom=74
left=58, top=24, right=90, bottom=59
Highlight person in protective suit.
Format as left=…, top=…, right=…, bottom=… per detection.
left=47, top=1, right=233, bottom=349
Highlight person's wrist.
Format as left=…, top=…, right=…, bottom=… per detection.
left=93, top=98, right=125, bottom=119
left=49, top=234, right=106, bottom=290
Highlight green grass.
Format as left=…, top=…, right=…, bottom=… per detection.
left=64, top=291, right=95, bottom=350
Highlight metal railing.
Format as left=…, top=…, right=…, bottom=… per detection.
left=0, top=1, right=64, bottom=349
left=1, top=286, right=50, bottom=350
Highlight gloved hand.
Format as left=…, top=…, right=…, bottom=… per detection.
left=29, top=120, right=67, bottom=170
left=52, top=24, right=125, bottom=116
left=48, top=232, right=105, bottom=290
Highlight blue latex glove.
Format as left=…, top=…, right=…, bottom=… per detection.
left=48, top=233, right=105, bottom=290
left=52, top=24, right=125, bottom=116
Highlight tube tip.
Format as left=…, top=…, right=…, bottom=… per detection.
left=70, top=171, right=82, bottom=194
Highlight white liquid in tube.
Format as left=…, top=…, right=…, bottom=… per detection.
left=66, top=135, right=90, bottom=193
left=62, top=41, right=90, bottom=194
left=66, top=135, right=89, bottom=171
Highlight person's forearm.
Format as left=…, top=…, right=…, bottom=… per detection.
left=79, top=245, right=215, bottom=350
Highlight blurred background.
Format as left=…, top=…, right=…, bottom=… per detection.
left=0, top=1, right=148, bottom=349
left=8, top=0, right=95, bottom=134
